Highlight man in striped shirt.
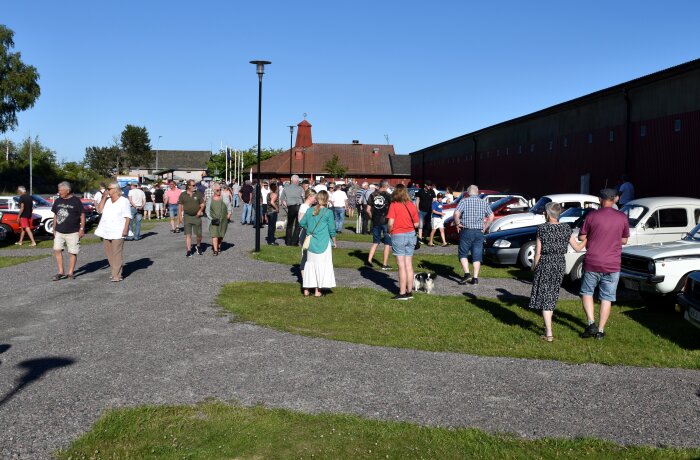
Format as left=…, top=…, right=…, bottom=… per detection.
left=453, top=185, right=494, bottom=285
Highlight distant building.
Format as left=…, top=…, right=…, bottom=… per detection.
left=129, top=150, right=211, bottom=182
left=258, top=119, right=411, bottom=185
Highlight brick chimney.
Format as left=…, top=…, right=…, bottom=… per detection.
left=295, top=120, right=312, bottom=148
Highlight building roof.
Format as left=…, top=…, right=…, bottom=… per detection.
left=138, top=150, right=211, bottom=170
left=259, top=143, right=409, bottom=176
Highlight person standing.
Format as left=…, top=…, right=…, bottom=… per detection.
left=578, top=188, right=630, bottom=340
left=386, top=184, right=419, bottom=300
left=51, top=181, right=85, bottom=281
left=529, top=202, right=586, bottom=341
left=15, top=186, right=37, bottom=246
left=453, top=185, right=494, bottom=285
left=266, top=182, right=280, bottom=245
left=260, top=181, right=271, bottom=225
left=428, top=192, right=448, bottom=247
left=365, top=180, right=392, bottom=270
left=239, top=180, right=254, bottom=225
left=414, top=180, right=436, bottom=242
left=329, top=182, right=348, bottom=233
left=164, top=180, right=182, bottom=233
left=153, top=183, right=165, bottom=219
left=143, top=185, right=154, bottom=220
left=232, top=180, right=241, bottom=208
left=281, top=174, right=305, bottom=246
left=617, top=174, right=635, bottom=206
left=95, top=182, right=132, bottom=282
left=93, top=183, right=107, bottom=209
left=127, top=183, right=146, bottom=240
left=299, top=190, right=337, bottom=297
left=206, top=183, right=232, bottom=255
left=179, top=180, right=206, bottom=257
left=355, top=182, right=370, bottom=234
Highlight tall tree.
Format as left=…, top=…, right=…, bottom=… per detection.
left=120, top=124, right=152, bottom=170
left=0, top=25, right=40, bottom=134
left=324, top=154, right=348, bottom=178
left=84, top=144, right=120, bottom=177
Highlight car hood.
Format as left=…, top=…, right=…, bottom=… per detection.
left=485, top=224, right=539, bottom=241
left=489, top=212, right=541, bottom=232
left=622, top=240, right=700, bottom=259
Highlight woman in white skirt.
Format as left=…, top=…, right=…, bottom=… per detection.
left=299, top=190, right=337, bottom=297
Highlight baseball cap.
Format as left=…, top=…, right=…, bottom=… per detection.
left=599, top=188, right=618, bottom=200
left=424, top=180, right=433, bottom=186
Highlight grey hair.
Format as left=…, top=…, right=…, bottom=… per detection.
left=17, top=186, right=26, bottom=193
left=291, top=174, right=300, bottom=183
left=545, top=202, right=562, bottom=221
left=108, top=181, right=122, bottom=196
left=58, top=181, right=72, bottom=191
left=467, top=185, right=479, bottom=196
left=379, top=180, right=389, bottom=189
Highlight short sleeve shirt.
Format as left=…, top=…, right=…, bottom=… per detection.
left=415, top=189, right=436, bottom=212
left=431, top=201, right=444, bottom=217
left=369, top=191, right=391, bottom=225
left=165, top=188, right=182, bottom=205
left=178, top=191, right=204, bottom=216
left=456, top=196, right=493, bottom=230
left=94, top=196, right=132, bottom=240
left=580, top=207, right=630, bottom=273
left=387, top=201, right=419, bottom=235
left=19, top=194, right=33, bottom=218
left=330, top=190, right=348, bottom=208
left=51, top=196, right=85, bottom=234
left=154, top=188, right=165, bottom=203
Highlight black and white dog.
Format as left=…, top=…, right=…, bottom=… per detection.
left=413, top=272, right=437, bottom=294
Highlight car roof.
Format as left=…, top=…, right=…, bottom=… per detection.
left=625, top=197, right=700, bottom=207
left=543, top=193, right=599, bottom=201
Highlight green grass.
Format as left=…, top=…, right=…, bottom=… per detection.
left=0, top=235, right=102, bottom=250
left=57, top=400, right=700, bottom=459
left=218, top=282, right=700, bottom=368
left=252, top=244, right=530, bottom=280
left=0, top=254, right=50, bottom=268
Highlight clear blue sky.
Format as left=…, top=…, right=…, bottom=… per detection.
left=4, top=0, right=700, bottom=163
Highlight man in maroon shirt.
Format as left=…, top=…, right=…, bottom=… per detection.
left=577, top=188, right=630, bottom=340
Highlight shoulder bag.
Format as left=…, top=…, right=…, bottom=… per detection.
left=302, top=208, right=327, bottom=250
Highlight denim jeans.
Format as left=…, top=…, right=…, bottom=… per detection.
left=458, top=228, right=484, bottom=262
left=233, top=195, right=239, bottom=207
left=334, top=207, right=345, bottom=232
left=241, top=203, right=253, bottom=224
left=130, top=207, right=142, bottom=239
left=267, top=212, right=278, bottom=243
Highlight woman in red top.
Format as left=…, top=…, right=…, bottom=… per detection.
left=386, top=184, right=419, bottom=300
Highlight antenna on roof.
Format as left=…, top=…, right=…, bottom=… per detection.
left=303, top=112, right=307, bottom=119
left=384, top=134, right=389, bottom=145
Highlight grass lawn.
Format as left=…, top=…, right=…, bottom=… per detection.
left=0, top=235, right=102, bottom=250
left=0, top=254, right=50, bottom=268
left=252, top=244, right=530, bottom=280
left=218, top=282, right=700, bottom=369
left=57, top=401, right=699, bottom=459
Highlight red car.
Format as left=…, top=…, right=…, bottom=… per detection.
left=0, top=210, right=42, bottom=241
left=443, top=196, right=529, bottom=243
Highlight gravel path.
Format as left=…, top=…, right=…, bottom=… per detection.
left=0, top=220, right=698, bottom=458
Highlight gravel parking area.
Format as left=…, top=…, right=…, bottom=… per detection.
left=0, top=220, right=698, bottom=458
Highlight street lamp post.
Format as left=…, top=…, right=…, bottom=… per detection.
left=250, top=60, right=271, bottom=253
left=156, top=135, right=162, bottom=178
left=287, top=125, right=294, bottom=179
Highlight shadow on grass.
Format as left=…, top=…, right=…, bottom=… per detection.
left=493, top=288, right=587, bottom=334
left=464, top=291, right=540, bottom=333
left=347, top=249, right=368, bottom=264
left=622, top=304, right=700, bottom=350
left=0, top=356, right=76, bottom=408
left=415, top=259, right=460, bottom=282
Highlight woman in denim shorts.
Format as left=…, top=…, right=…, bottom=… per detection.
left=386, top=184, right=419, bottom=300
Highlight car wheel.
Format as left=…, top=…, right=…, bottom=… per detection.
left=569, top=255, right=585, bottom=282
left=0, top=223, right=15, bottom=242
left=44, top=218, right=54, bottom=234
left=518, top=242, right=536, bottom=269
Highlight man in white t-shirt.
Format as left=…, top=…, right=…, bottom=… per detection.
left=329, top=183, right=348, bottom=233
left=127, top=183, right=146, bottom=240
left=314, top=177, right=328, bottom=193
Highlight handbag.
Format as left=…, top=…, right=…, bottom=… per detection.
left=402, top=202, right=421, bottom=250
left=302, top=208, right=326, bottom=250
left=210, top=218, right=221, bottom=226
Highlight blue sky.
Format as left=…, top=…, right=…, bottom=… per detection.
left=3, top=0, right=699, bottom=162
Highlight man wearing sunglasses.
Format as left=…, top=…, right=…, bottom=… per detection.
left=178, top=180, right=206, bottom=257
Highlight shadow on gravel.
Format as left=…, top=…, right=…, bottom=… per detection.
left=359, top=267, right=397, bottom=293
left=415, top=259, right=460, bottom=281
left=220, top=241, right=235, bottom=252
left=134, top=231, right=157, bottom=240
left=0, top=344, right=10, bottom=366
left=0, top=356, right=76, bottom=408
left=122, top=258, right=154, bottom=278
left=74, top=259, right=110, bottom=277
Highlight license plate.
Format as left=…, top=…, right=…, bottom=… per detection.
left=624, top=279, right=641, bottom=291
left=689, top=307, right=700, bottom=322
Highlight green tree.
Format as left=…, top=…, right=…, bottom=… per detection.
left=0, top=135, right=61, bottom=192
left=84, top=144, right=120, bottom=177
left=60, top=161, right=103, bottom=192
left=120, top=124, right=152, bottom=170
left=324, top=154, right=348, bottom=178
left=0, top=25, right=40, bottom=134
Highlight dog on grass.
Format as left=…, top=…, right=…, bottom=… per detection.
left=413, top=272, right=437, bottom=294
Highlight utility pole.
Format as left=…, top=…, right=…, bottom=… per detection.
left=29, top=132, right=33, bottom=195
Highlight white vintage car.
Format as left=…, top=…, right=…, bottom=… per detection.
left=620, top=223, right=700, bottom=301
left=565, top=197, right=700, bottom=281
left=487, top=193, right=600, bottom=234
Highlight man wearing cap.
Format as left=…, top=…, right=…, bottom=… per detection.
left=577, top=188, right=630, bottom=340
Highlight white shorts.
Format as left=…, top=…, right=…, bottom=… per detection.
left=54, top=231, right=80, bottom=254
left=155, top=203, right=164, bottom=211
left=431, top=217, right=444, bottom=229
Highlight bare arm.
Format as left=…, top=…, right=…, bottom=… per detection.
left=569, top=235, right=586, bottom=252
left=387, top=218, right=394, bottom=233
left=532, top=238, right=542, bottom=271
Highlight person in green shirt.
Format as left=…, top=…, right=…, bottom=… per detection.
left=178, top=180, right=205, bottom=257
left=299, top=190, right=337, bottom=297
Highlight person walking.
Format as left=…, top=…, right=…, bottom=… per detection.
left=281, top=174, right=305, bottom=246
left=266, top=182, right=280, bottom=245
left=578, top=188, right=630, bottom=340
left=127, top=183, right=146, bottom=240
left=50, top=181, right=85, bottom=281
left=153, top=183, right=165, bottom=219
left=298, top=188, right=317, bottom=276
left=239, top=180, right=254, bottom=225
left=299, top=190, right=337, bottom=297
left=95, top=182, right=132, bottom=282
left=329, top=182, right=348, bottom=233
left=15, top=186, right=37, bottom=246
left=365, top=180, right=392, bottom=270
left=206, top=183, right=232, bottom=256
left=529, top=202, right=586, bottom=341
left=92, top=183, right=107, bottom=209
left=415, top=180, right=436, bottom=242
left=428, top=192, right=448, bottom=246
left=231, top=180, right=241, bottom=208
left=143, top=185, right=154, bottom=220
left=179, top=179, right=206, bottom=257
left=165, top=180, right=182, bottom=233
left=453, top=185, right=494, bottom=285
left=386, top=184, right=419, bottom=300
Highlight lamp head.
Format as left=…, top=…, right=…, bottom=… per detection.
left=250, top=60, right=271, bottom=76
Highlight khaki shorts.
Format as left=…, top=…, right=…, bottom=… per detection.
left=54, top=231, right=80, bottom=254
left=183, top=214, right=202, bottom=236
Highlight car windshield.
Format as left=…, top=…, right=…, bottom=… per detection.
left=490, top=196, right=513, bottom=211
left=684, top=224, right=700, bottom=241
left=619, top=204, right=648, bottom=227
left=31, top=194, right=53, bottom=207
left=570, top=208, right=595, bottom=228
left=529, top=197, right=552, bottom=214
left=560, top=207, right=584, bottom=219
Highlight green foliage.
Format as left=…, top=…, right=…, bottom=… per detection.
left=120, top=124, right=152, bottom=170
left=324, top=154, right=348, bottom=178
left=0, top=135, right=61, bottom=192
left=0, top=25, right=41, bottom=133
left=208, top=146, right=284, bottom=180
left=84, top=144, right=120, bottom=177
left=60, top=161, right=103, bottom=192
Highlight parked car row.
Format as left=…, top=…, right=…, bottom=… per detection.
left=0, top=194, right=99, bottom=236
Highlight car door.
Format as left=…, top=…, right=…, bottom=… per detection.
left=640, top=207, right=690, bottom=243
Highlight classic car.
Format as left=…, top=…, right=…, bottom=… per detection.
left=0, top=210, right=42, bottom=240
left=445, top=196, right=532, bottom=244
left=620, top=223, right=700, bottom=302
left=677, top=271, right=700, bottom=328
left=565, top=197, right=700, bottom=282
left=487, top=193, right=600, bottom=234
left=0, top=194, right=55, bottom=233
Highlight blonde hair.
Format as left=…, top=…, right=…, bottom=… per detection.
left=392, top=183, right=410, bottom=203
left=305, top=188, right=317, bottom=200
left=313, top=190, right=329, bottom=215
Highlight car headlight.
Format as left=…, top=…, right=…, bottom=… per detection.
left=493, top=239, right=511, bottom=248
left=647, top=260, right=655, bottom=274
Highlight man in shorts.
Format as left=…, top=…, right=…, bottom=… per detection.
left=453, top=185, right=493, bottom=285
left=165, top=180, right=182, bottom=233
left=51, top=181, right=85, bottom=280
left=16, top=186, right=37, bottom=246
left=365, top=180, right=392, bottom=270
left=578, top=188, right=630, bottom=340
left=178, top=179, right=205, bottom=257
left=153, top=183, right=165, bottom=219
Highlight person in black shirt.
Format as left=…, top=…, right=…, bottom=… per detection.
left=16, top=186, right=37, bottom=246
left=365, top=180, right=393, bottom=269
left=50, top=181, right=86, bottom=280
left=154, top=184, right=165, bottom=219
left=414, top=180, right=437, bottom=241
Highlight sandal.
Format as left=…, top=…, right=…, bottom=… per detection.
left=51, top=274, right=65, bottom=281
left=111, top=278, right=123, bottom=282
left=15, top=242, right=22, bottom=246
left=441, top=243, right=448, bottom=247
left=540, top=335, right=554, bottom=342
left=65, top=274, right=74, bottom=280
left=427, top=243, right=435, bottom=247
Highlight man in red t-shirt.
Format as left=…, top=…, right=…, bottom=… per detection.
left=577, top=188, right=630, bottom=340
